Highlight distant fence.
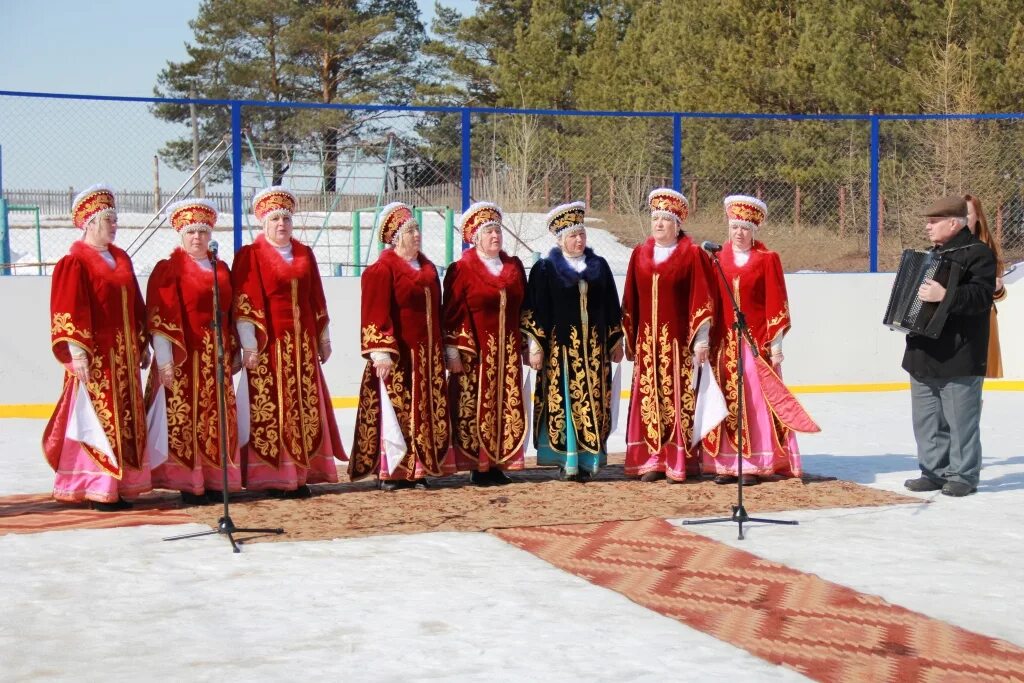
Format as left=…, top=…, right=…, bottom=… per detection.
left=2, top=90, right=1023, bottom=276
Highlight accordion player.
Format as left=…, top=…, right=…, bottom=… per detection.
left=883, top=249, right=962, bottom=338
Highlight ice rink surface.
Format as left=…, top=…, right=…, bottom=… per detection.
left=1, top=390, right=1021, bottom=681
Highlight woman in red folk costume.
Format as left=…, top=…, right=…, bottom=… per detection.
left=145, top=199, right=242, bottom=505
left=621, top=188, right=716, bottom=483
left=42, top=185, right=152, bottom=511
left=350, top=202, right=453, bottom=490
left=443, top=202, right=528, bottom=486
left=701, top=195, right=815, bottom=485
left=232, top=186, right=346, bottom=498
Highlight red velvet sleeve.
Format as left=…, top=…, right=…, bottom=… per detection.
left=441, top=261, right=477, bottom=357
left=306, top=245, right=331, bottom=340
left=230, top=244, right=270, bottom=352
left=359, top=261, right=399, bottom=360
left=49, top=255, right=94, bottom=364
left=620, top=247, right=640, bottom=358
left=763, top=251, right=792, bottom=353
left=688, top=245, right=716, bottom=346
left=145, top=259, right=188, bottom=365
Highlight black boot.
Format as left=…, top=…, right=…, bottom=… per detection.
left=91, top=498, right=133, bottom=512
left=180, top=491, right=209, bottom=506
left=282, top=484, right=312, bottom=499
left=488, top=469, right=513, bottom=486
left=470, top=470, right=492, bottom=487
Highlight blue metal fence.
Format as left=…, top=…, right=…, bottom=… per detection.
left=2, top=89, right=1022, bottom=276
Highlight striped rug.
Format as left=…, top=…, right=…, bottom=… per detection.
left=492, top=518, right=1024, bottom=682
left=0, top=493, right=194, bottom=535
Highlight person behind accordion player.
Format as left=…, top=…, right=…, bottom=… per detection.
left=903, top=196, right=996, bottom=498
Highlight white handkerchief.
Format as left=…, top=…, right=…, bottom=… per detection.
left=691, top=361, right=728, bottom=447
left=609, top=363, right=622, bottom=433
left=67, top=382, right=117, bottom=469
left=236, top=368, right=250, bottom=447
left=380, top=378, right=408, bottom=475
left=522, top=368, right=533, bottom=454
left=145, top=384, right=169, bottom=468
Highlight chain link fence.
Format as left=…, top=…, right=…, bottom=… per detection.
left=2, top=92, right=1022, bottom=277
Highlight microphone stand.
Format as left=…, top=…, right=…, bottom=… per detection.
left=682, top=247, right=797, bottom=540
left=164, top=242, right=284, bottom=552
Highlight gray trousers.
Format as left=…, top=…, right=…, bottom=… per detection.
left=909, top=374, right=983, bottom=487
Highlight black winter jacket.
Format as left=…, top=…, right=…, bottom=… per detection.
left=902, top=227, right=995, bottom=378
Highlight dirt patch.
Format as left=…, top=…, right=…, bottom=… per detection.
left=183, top=455, right=917, bottom=543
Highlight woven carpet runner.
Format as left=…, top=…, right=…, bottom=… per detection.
left=492, top=518, right=1024, bottom=682
left=0, top=493, right=193, bottom=535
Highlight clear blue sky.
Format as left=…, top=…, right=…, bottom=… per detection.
left=0, top=0, right=477, bottom=193
left=0, top=0, right=477, bottom=97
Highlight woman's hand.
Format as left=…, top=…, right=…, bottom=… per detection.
left=374, top=357, right=393, bottom=380
left=158, top=363, right=175, bottom=389
left=610, top=343, right=624, bottom=364
left=242, top=348, right=259, bottom=370
left=319, top=340, right=332, bottom=364
left=71, top=357, right=90, bottom=384
left=446, top=356, right=465, bottom=374
left=771, top=350, right=784, bottom=371
left=139, top=346, right=152, bottom=370
left=529, top=350, right=544, bottom=371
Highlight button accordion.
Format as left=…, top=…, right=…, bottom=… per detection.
left=883, top=249, right=962, bottom=338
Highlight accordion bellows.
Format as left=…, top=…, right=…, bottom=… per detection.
left=883, top=249, right=962, bottom=338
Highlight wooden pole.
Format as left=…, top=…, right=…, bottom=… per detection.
left=153, top=155, right=161, bottom=214
left=839, top=186, right=846, bottom=237
left=794, top=185, right=801, bottom=231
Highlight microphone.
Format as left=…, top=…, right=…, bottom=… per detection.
left=208, top=240, right=219, bottom=265
left=701, top=240, right=723, bottom=253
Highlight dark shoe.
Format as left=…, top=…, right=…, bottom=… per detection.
left=470, top=470, right=493, bottom=487
left=904, top=476, right=944, bottom=492
left=205, top=489, right=225, bottom=503
left=640, top=471, right=666, bottom=483
left=577, top=469, right=593, bottom=483
left=558, top=467, right=574, bottom=482
left=941, top=481, right=977, bottom=497
left=666, top=476, right=685, bottom=484
left=412, top=479, right=430, bottom=490
left=488, top=469, right=513, bottom=486
left=714, top=475, right=738, bottom=485
left=740, top=475, right=760, bottom=486
left=282, top=484, right=312, bottom=499
left=378, top=479, right=401, bottom=491
left=180, top=491, right=209, bottom=506
left=90, top=498, right=133, bottom=512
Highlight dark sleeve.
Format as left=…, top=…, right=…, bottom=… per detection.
left=950, top=245, right=995, bottom=316
left=521, top=260, right=551, bottom=353
left=601, top=258, right=623, bottom=349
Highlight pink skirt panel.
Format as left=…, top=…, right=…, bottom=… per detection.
left=379, top=445, right=457, bottom=482
left=624, top=441, right=701, bottom=482
left=151, top=455, right=243, bottom=494
left=701, top=344, right=802, bottom=477
left=52, top=438, right=152, bottom=504
left=452, top=446, right=525, bottom=473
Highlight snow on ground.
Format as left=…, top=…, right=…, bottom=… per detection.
left=4, top=210, right=634, bottom=276
left=1, top=390, right=1022, bottom=681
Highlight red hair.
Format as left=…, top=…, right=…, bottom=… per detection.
left=964, top=194, right=1004, bottom=275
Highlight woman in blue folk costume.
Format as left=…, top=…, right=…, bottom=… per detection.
left=521, top=202, right=623, bottom=481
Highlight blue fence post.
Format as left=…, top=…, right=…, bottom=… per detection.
left=672, top=114, right=682, bottom=192
left=0, top=144, right=7, bottom=276
left=231, top=102, right=244, bottom=253
left=0, top=198, right=9, bottom=276
left=460, top=109, right=472, bottom=212
left=869, top=116, right=880, bottom=273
